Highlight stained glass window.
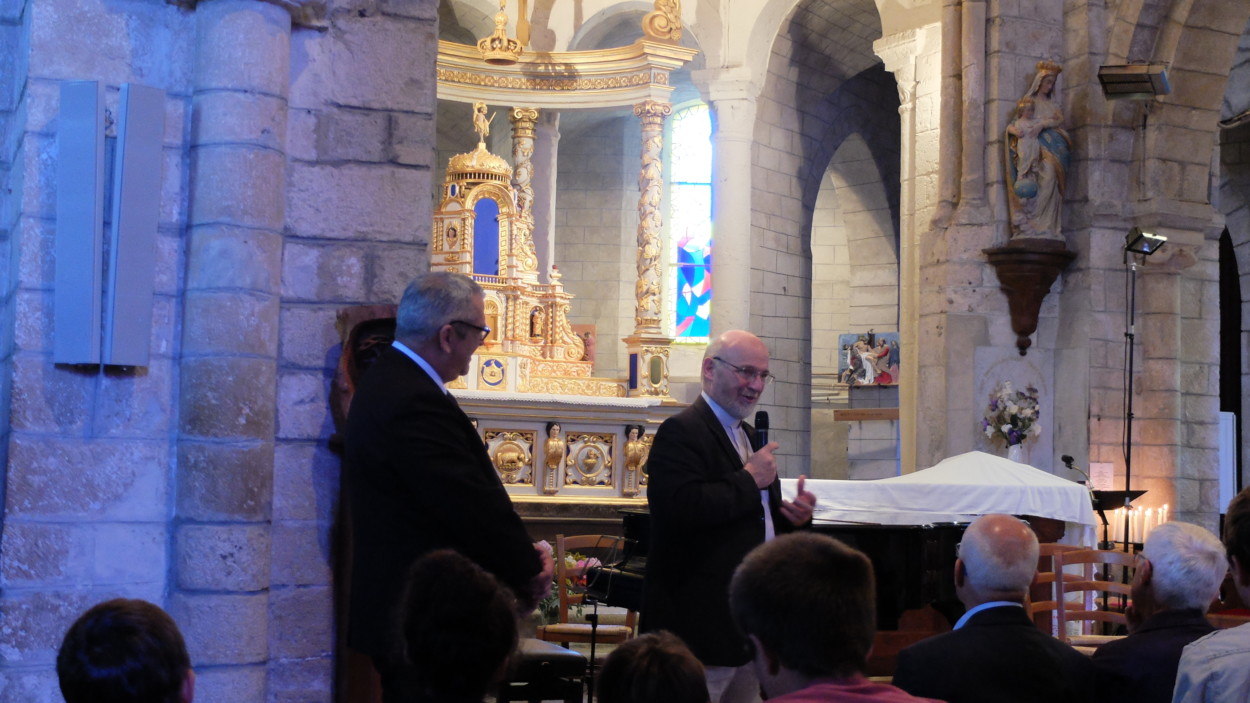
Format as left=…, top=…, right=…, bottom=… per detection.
left=669, top=104, right=712, bottom=339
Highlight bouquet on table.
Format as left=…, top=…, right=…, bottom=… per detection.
left=982, top=381, right=1040, bottom=447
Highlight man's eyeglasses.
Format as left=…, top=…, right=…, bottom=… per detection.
left=712, top=356, right=774, bottom=385
left=450, top=320, right=491, bottom=341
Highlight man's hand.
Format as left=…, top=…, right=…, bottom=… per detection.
left=780, top=474, right=817, bottom=526
left=745, top=441, right=779, bottom=488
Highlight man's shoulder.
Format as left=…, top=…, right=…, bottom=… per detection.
left=1182, top=622, right=1250, bottom=661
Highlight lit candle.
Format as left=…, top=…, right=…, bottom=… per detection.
left=1144, top=508, right=1154, bottom=541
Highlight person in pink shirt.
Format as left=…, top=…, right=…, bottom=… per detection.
left=728, top=532, right=942, bottom=703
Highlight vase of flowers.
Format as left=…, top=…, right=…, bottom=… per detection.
left=982, top=381, right=1040, bottom=460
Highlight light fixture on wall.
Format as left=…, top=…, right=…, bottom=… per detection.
left=1125, top=227, right=1167, bottom=256
left=1098, top=64, right=1171, bottom=100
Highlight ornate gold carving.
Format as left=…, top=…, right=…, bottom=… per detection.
left=642, top=0, right=682, bottom=42
left=448, top=145, right=512, bottom=180
left=447, top=377, right=468, bottom=390
left=633, top=100, right=670, bottom=334
left=565, top=433, right=614, bottom=487
left=622, top=425, right=651, bottom=497
left=487, top=430, right=535, bottom=485
left=529, top=359, right=591, bottom=378
left=526, top=377, right=627, bottom=397
left=509, top=108, right=540, bottom=274
left=640, top=434, right=653, bottom=486
left=541, top=423, right=565, bottom=495
left=437, top=69, right=656, bottom=92
left=477, top=0, right=523, bottom=65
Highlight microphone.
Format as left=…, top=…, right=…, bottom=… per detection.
left=1061, top=454, right=1074, bottom=468
left=752, top=411, right=769, bottom=451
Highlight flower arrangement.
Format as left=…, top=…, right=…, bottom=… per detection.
left=981, top=381, right=1040, bottom=447
left=536, top=541, right=601, bottom=624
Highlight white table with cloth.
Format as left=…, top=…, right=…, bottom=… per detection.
left=781, top=450, right=1099, bottom=546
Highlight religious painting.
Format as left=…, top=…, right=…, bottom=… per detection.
left=837, top=331, right=900, bottom=386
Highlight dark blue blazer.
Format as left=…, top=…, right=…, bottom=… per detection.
left=344, top=345, right=540, bottom=659
left=893, top=605, right=1096, bottom=703
left=641, top=395, right=791, bottom=666
left=1091, top=608, right=1215, bottom=703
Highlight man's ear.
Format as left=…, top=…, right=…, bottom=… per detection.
left=437, top=323, right=454, bottom=353
left=954, top=558, right=967, bottom=589
left=1232, top=556, right=1250, bottom=588
left=181, top=668, right=196, bottom=703
left=748, top=634, right=780, bottom=676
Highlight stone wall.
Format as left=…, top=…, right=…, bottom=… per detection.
left=0, top=0, right=441, bottom=699
left=554, top=113, right=636, bottom=378
left=0, top=0, right=193, bottom=699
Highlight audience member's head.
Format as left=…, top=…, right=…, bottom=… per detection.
left=57, top=598, right=194, bottom=703
left=398, top=549, right=518, bottom=701
left=1140, top=521, right=1226, bottom=612
left=729, top=532, right=876, bottom=693
left=597, top=631, right=709, bottom=703
left=956, top=513, right=1040, bottom=605
left=395, top=271, right=484, bottom=344
left=1225, top=487, right=1250, bottom=591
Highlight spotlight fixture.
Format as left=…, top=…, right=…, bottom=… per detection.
left=1124, top=227, right=1167, bottom=256
left=1098, top=64, right=1171, bottom=100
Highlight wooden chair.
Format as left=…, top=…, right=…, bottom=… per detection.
left=1027, top=543, right=1083, bottom=636
left=1053, top=548, right=1136, bottom=646
left=536, top=534, right=637, bottom=648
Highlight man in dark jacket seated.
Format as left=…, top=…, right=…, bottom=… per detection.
left=1092, top=521, right=1225, bottom=703
left=892, top=513, right=1095, bottom=703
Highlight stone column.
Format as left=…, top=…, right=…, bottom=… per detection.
left=532, top=111, right=560, bottom=282
left=173, top=0, right=290, bottom=697
left=875, top=29, right=924, bottom=473
left=624, top=99, right=673, bottom=397
left=510, top=107, right=540, bottom=282
left=696, top=69, right=758, bottom=334
left=955, top=0, right=988, bottom=221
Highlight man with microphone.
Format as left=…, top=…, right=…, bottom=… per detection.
left=642, top=329, right=818, bottom=703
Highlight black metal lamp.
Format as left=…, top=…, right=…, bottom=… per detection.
left=1125, top=227, right=1167, bottom=256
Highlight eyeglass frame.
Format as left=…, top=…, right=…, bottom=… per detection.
left=711, top=356, right=774, bottom=385
left=449, top=319, right=491, bottom=341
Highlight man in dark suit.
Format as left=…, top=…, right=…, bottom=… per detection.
left=1091, top=521, right=1224, bottom=703
left=642, top=329, right=817, bottom=703
left=892, top=514, right=1095, bottom=703
left=345, top=271, right=553, bottom=700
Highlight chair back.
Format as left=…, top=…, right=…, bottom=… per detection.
left=1027, top=543, right=1083, bottom=636
left=554, top=534, right=626, bottom=621
left=1052, top=548, right=1136, bottom=643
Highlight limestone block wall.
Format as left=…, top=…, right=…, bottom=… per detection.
left=554, top=115, right=636, bottom=378
left=0, top=0, right=193, bottom=698
left=279, top=0, right=440, bottom=699
left=0, top=0, right=24, bottom=517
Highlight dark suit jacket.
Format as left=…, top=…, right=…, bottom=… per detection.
left=640, top=395, right=792, bottom=666
left=1091, top=608, right=1215, bottom=703
left=344, top=345, right=541, bottom=659
left=892, top=605, right=1096, bottom=703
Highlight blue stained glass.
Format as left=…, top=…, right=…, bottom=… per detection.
left=669, top=105, right=712, bottom=339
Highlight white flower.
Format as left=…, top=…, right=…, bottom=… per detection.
left=984, top=425, right=994, bottom=437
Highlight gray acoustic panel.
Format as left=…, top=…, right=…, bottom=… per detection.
left=103, top=83, right=165, bottom=366
left=54, top=81, right=106, bottom=364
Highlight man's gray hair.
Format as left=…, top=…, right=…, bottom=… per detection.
left=961, top=516, right=1040, bottom=597
left=395, top=272, right=484, bottom=342
left=1143, top=521, right=1227, bottom=612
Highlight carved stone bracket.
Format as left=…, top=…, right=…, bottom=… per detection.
left=983, top=238, right=1076, bottom=356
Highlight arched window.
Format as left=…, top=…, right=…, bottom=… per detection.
left=668, top=103, right=712, bottom=340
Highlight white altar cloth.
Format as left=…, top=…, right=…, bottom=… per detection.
left=781, top=451, right=1098, bottom=546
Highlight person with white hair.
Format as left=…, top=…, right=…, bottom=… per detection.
left=1172, top=487, right=1250, bottom=703
left=1092, top=522, right=1225, bottom=703
left=892, top=514, right=1094, bottom=703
